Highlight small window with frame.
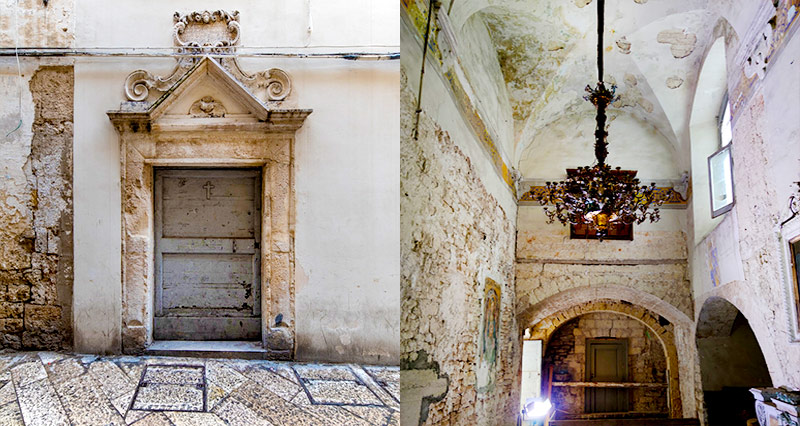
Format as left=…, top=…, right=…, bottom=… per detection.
left=708, top=96, right=735, bottom=217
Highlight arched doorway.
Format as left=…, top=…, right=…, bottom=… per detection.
left=523, top=299, right=683, bottom=419
left=542, top=312, right=669, bottom=419
left=696, top=297, right=771, bottom=425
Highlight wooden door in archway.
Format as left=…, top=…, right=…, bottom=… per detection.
left=586, top=339, right=629, bottom=413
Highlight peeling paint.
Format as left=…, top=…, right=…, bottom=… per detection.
left=657, top=29, right=698, bottom=58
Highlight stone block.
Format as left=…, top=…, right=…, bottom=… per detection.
left=24, top=304, right=62, bottom=333
left=4, top=284, right=31, bottom=303
left=0, top=319, right=24, bottom=333
left=0, top=302, right=24, bottom=319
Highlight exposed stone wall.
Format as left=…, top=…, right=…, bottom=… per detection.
left=400, top=68, right=520, bottom=425
left=516, top=208, right=693, bottom=321
left=527, top=299, right=683, bottom=417
left=0, top=65, right=73, bottom=350
left=687, top=9, right=800, bottom=392
left=543, top=313, right=668, bottom=417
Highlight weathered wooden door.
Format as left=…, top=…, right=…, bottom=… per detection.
left=154, top=169, right=261, bottom=340
left=586, top=339, right=629, bottom=413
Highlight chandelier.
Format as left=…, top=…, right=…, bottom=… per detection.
left=533, top=0, right=664, bottom=239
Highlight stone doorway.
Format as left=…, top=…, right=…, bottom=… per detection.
left=108, top=56, right=311, bottom=357
left=153, top=168, right=262, bottom=341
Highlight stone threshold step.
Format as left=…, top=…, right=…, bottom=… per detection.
left=145, top=340, right=283, bottom=360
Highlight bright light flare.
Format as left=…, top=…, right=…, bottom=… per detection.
left=521, top=398, right=553, bottom=420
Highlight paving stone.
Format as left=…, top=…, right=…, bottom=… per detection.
left=364, top=366, right=399, bottom=384
left=0, top=381, right=16, bottom=407
left=342, top=406, right=393, bottom=425
left=0, top=401, right=23, bottom=425
left=145, top=357, right=204, bottom=367
left=54, top=373, right=125, bottom=425
left=132, top=383, right=204, bottom=412
left=240, top=365, right=301, bottom=401
left=15, top=378, right=69, bottom=426
left=164, top=411, right=227, bottom=426
left=45, top=357, right=87, bottom=386
left=304, top=379, right=384, bottom=406
left=124, top=409, right=150, bottom=425
left=89, top=359, right=136, bottom=399
left=290, top=389, right=311, bottom=406
left=231, top=381, right=325, bottom=425
left=205, top=360, right=247, bottom=393
left=294, top=364, right=357, bottom=381
left=351, top=365, right=398, bottom=408
left=266, top=363, right=300, bottom=385
left=0, top=353, right=399, bottom=426
left=387, top=410, right=400, bottom=426
left=10, top=360, right=47, bottom=388
left=117, top=361, right=146, bottom=383
left=130, top=412, right=173, bottom=426
left=205, top=381, right=228, bottom=412
left=143, top=365, right=204, bottom=385
left=111, top=390, right=135, bottom=418
left=212, top=396, right=273, bottom=426
left=36, top=352, right=66, bottom=366
left=306, top=405, right=373, bottom=426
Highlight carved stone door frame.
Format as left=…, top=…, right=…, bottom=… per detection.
left=108, top=57, right=310, bottom=358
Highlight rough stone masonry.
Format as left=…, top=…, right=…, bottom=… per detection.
left=0, top=66, right=73, bottom=351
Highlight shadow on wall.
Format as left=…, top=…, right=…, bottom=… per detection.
left=696, top=297, right=772, bottom=426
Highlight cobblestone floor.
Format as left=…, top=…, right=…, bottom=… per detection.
left=0, top=352, right=399, bottom=425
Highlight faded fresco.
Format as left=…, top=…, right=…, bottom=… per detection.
left=477, top=277, right=501, bottom=393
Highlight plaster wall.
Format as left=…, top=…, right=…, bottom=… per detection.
left=689, top=26, right=800, bottom=389
left=456, top=14, right=515, bottom=162
left=67, top=0, right=401, bottom=362
left=0, top=0, right=74, bottom=48
left=518, top=112, right=680, bottom=181
left=400, top=65, right=520, bottom=425
left=401, top=16, right=517, bottom=216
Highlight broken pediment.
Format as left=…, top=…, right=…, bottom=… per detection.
left=108, top=56, right=311, bottom=133
left=108, top=9, right=310, bottom=133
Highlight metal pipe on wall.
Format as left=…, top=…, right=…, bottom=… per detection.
left=0, top=47, right=399, bottom=61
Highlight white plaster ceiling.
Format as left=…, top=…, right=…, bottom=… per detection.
left=446, top=0, right=766, bottom=180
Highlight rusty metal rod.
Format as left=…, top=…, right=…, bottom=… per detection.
left=412, top=0, right=437, bottom=140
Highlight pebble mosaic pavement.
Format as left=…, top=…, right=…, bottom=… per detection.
left=0, top=352, right=399, bottom=425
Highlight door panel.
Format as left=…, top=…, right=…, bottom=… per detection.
left=154, top=168, right=262, bottom=341
left=586, top=339, right=629, bottom=413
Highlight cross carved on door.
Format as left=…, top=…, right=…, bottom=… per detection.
left=203, top=181, right=215, bottom=200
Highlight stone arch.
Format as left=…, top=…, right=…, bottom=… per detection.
left=694, top=295, right=772, bottom=424
left=527, top=299, right=683, bottom=418
left=696, top=296, right=741, bottom=338
left=519, top=284, right=693, bottom=331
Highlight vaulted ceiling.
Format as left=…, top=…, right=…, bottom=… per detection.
left=443, top=0, right=762, bottom=180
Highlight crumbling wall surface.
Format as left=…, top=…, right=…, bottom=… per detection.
left=401, top=69, right=520, bottom=425
left=543, top=313, right=668, bottom=417
left=0, top=0, right=75, bottom=47
left=0, top=65, right=73, bottom=350
left=691, top=91, right=800, bottom=388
